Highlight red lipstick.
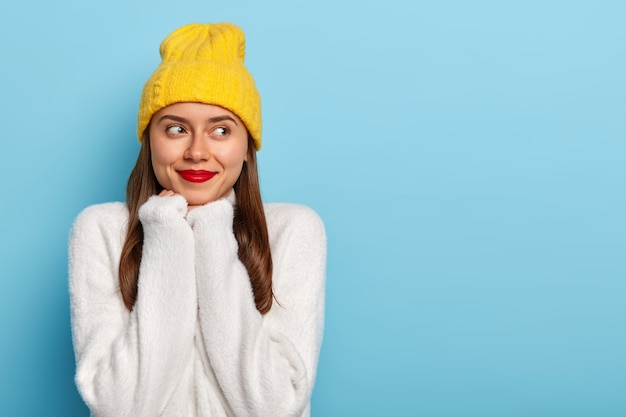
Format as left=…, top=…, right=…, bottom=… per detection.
left=177, top=170, right=216, bottom=183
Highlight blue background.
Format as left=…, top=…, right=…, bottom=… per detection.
left=1, top=1, right=624, bottom=415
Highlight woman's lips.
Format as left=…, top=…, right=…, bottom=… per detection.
left=177, top=170, right=217, bottom=183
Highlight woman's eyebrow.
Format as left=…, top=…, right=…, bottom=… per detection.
left=206, top=115, right=238, bottom=125
left=157, top=114, right=188, bottom=124
left=157, top=114, right=238, bottom=125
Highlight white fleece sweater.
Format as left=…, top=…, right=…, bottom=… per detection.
left=69, top=192, right=326, bottom=417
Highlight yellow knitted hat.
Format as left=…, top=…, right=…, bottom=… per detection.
left=137, top=23, right=262, bottom=149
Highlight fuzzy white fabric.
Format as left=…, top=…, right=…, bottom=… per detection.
left=69, top=192, right=326, bottom=417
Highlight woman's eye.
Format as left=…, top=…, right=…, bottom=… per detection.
left=214, top=127, right=229, bottom=137
left=166, top=125, right=186, bottom=135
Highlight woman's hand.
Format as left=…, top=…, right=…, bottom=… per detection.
left=139, top=190, right=188, bottom=223
left=159, top=189, right=202, bottom=211
left=158, top=189, right=177, bottom=198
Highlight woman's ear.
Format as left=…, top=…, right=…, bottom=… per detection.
left=245, top=133, right=253, bottom=162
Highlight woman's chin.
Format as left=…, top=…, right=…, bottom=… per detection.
left=186, top=197, right=212, bottom=207
left=182, top=188, right=232, bottom=206
left=184, top=192, right=222, bottom=207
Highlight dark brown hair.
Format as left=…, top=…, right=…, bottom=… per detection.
left=118, top=132, right=273, bottom=313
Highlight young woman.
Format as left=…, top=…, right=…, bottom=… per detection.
left=69, top=23, right=326, bottom=417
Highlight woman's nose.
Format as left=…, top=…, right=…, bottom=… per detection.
left=184, top=135, right=210, bottom=161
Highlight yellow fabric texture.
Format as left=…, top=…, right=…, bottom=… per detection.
left=137, top=23, right=262, bottom=149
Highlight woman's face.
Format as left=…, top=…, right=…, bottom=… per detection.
left=149, top=102, right=248, bottom=207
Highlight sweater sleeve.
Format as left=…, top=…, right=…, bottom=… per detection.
left=186, top=198, right=326, bottom=417
left=69, top=195, right=197, bottom=417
